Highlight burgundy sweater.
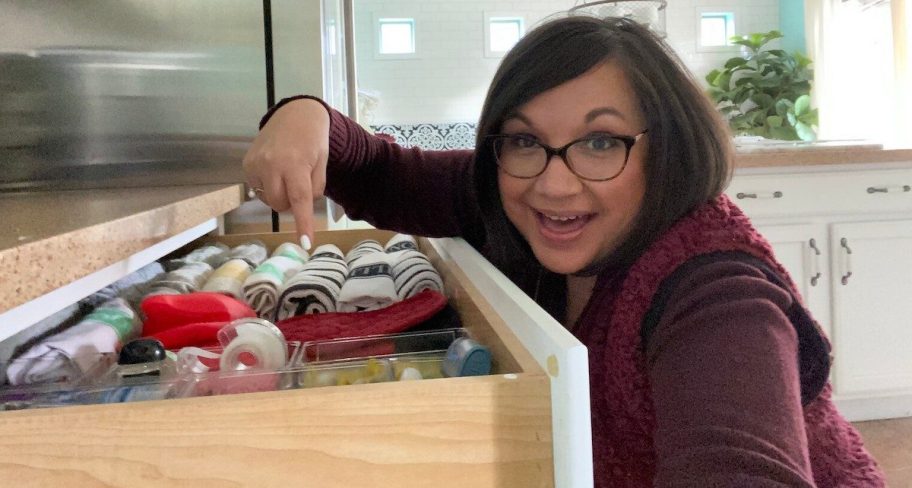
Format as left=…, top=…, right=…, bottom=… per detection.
left=262, top=97, right=884, bottom=486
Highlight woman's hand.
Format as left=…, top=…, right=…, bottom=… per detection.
left=242, top=98, right=330, bottom=249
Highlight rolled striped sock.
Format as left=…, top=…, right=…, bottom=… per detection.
left=201, top=259, right=254, bottom=300
left=391, top=250, right=444, bottom=300
left=345, top=239, right=383, bottom=267
left=243, top=255, right=306, bottom=318
left=384, top=234, right=418, bottom=253
left=338, top=251, right=397, bottom=312
left=226, top=240, right=269, bottom=268
left=275, top=247, right=347, bottom=320
left=144, top=262, right=213, bottom=297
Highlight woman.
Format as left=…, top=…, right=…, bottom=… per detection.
left=243, top=15, right=884, bottom=487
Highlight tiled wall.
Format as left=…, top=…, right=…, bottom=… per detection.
left=355, top=0, right=783, bottom=130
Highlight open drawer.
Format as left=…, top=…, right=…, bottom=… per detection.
left=0, top=229, right=592, bottom=488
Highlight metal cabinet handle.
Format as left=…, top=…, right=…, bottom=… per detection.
left=808, top=238, right=822, bottom=286
left=840, top=237, right=853, bottom=285
left=736, top=191, right=783, bottom=200
left=867, top=185, right=911, bottom=194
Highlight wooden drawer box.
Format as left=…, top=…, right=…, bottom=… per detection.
left=0, top=229, right=591, bottom=488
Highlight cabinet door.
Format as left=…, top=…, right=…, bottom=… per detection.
left=830, top=219, right=912, bottom=396
left=758, top=223, right=832, bottom=337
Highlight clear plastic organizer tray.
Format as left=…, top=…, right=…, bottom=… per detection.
left=0, top=329, right=476, bottom=410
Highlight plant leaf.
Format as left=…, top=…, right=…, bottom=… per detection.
left=725, top=58, right=748, bottom=69
left=706, top=69, right=720, bottom=85
left=787, top=111, right=798, bottom=126
left=767, top=115, right=783, bottom=128
left=775, top=99, right=793, bottom=117
left=794, top=94, right=811, bottom=116
left=795, top=121, right=816, bottom=141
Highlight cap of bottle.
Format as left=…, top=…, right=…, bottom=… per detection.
left=442, top=337, right=491, bottom=377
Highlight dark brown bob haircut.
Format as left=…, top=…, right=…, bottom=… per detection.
left=473, top=15, right=732, bottom=290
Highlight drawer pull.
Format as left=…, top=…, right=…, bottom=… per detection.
left=840, top=238, right=853, bottom=285
left=866, top=185, right=911, bottom=194
left=736, top=191, right=783, bottom=200
left=808, top=238, right=822, bottom=287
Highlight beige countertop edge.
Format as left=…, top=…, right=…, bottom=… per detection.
left=735, top=147, right=912, bottom=168
left=0, top=184, right=244, bottom=313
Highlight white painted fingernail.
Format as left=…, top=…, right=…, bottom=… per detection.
left=300, top=235, right=312, bottom=251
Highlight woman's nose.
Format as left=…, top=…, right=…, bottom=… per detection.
left=533, top=154, right=584, bottom=197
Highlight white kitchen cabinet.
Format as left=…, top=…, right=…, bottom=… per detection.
left=727, top=162, right=912, bottom=421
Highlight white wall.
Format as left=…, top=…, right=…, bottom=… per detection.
left=353, top=0, right=782, bottom=126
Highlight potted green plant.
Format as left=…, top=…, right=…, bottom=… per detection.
left=705, top=30, right=819, bottom=141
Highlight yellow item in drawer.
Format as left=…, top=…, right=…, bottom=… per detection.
left=300, top=358, right=393, bottom=387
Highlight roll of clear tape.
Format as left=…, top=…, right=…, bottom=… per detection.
left=217, top=318, right=287, bottom=372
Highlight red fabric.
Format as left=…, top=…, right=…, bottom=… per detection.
left=576, top=195, right=885, bottom=487
left=141, top=292, right=255, bottom=335
left=276, top=289, right=447, bottom=343
left=149, top=322, right=223, bottom=349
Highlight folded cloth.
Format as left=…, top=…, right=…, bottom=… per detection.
left=275, top=244, right=347, bottom=320
left=337, top=251, right=398, bottom=312
left=391, top=249, right=444, bottom=300
left=144, top=262, right=213, bottom=297
left=384, top=234, right=419, bottom=253
left=243, top=256, right=306, bottom=318
left=6, top=298, right=140, bottom=386
left=202, top=259, right=253, bottom=300
left=165, top=243, right=229, bottom=271
left=80, top=262, right=165, bottom=310
left=0, top=304, right=82, bottom=385
left=276, top=289, right=447, bottom=343
left=141, top=292, right=256, bottom=337
left=226, top=240, right=268, bottom=268
left=344, top=239, right=383, bottom=266
left=271, top=242, right=309, bottom=263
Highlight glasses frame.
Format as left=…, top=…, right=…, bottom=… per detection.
left=488, top=129, right=648, bottom=182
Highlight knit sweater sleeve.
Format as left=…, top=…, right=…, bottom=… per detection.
left=261, top=96, right=484, bottom=242
left=645, top=259, right=817, bottom=487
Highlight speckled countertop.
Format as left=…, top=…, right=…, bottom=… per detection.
left=0, top=184, right=244, bottom=313
left=734, top=143, right=912, bottom=168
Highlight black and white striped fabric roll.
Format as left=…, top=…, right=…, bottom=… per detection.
left=344, top=239, right=383, bottom=267
left=274, top=244, right=347, bottom=320
left=226, top=240, right=269, bottom=268
left=338, top=251, right=397, bottom=312
left=144, top=262, right=214, bottom=297
left=384, top=234, right=418, bottom=253
left=242, top=255, right=306, bottom=318
left=165, top=243, right=229, bottom=271
left=391, top=250, right=444, bottom=300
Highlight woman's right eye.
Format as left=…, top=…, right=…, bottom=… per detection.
left=507, top=135, right=538, bottom=149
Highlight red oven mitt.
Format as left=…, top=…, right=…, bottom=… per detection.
left=140, top=292, right=256, bottom=348
left=275, top=289, right=448, bottom=343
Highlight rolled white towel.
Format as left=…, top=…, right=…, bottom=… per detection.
left=391, top=249, right=444, bottom=300
left=384, top=234, right=419, bottom=253
left=338, top=251, right=398, bottom=312
left=201, top=259, right=253, bottom=300
left=271, top=242, right=308, bottom=263
left=275, top=245, right=347, bottom=320
left=243, top=256, right=306, bottom=318
left=6, top=298, right=140, bottom=386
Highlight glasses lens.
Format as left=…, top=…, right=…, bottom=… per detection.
left=566, top=135, right=627, bottom=180
left=494, top=136, right=546, bottom=178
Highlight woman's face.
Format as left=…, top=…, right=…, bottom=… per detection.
left=498, top=61, right=648, bottom=275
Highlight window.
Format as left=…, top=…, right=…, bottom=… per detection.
left=699, top=12, right=735, bottom=48
left=484, top=13, right=525, bottom=58
left=378, top=18, right=415, bottom=55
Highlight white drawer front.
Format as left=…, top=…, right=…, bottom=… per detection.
left=727, top=168, right=912, bottom=219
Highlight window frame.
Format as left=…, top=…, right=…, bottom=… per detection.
left=484, top=12, right=526, bottom=58
left=374, top=15, right=418, bottom=60
left=695, top=7, right=740, bottom=53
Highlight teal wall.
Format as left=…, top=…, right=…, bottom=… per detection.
left=779, top=0, right=806, bottom=54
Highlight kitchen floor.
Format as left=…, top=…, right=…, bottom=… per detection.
left=854, top=417, right=912, bottom=487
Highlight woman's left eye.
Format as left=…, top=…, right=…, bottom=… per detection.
left=583, top=135, right=619, bottom=151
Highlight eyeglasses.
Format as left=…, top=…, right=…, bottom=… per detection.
left=488, top=130, right=648, bottom=182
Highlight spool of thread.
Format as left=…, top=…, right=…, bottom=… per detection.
left=442, top=337, right=491, bottom=377
left=217, top=318, right=287, bottom=372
